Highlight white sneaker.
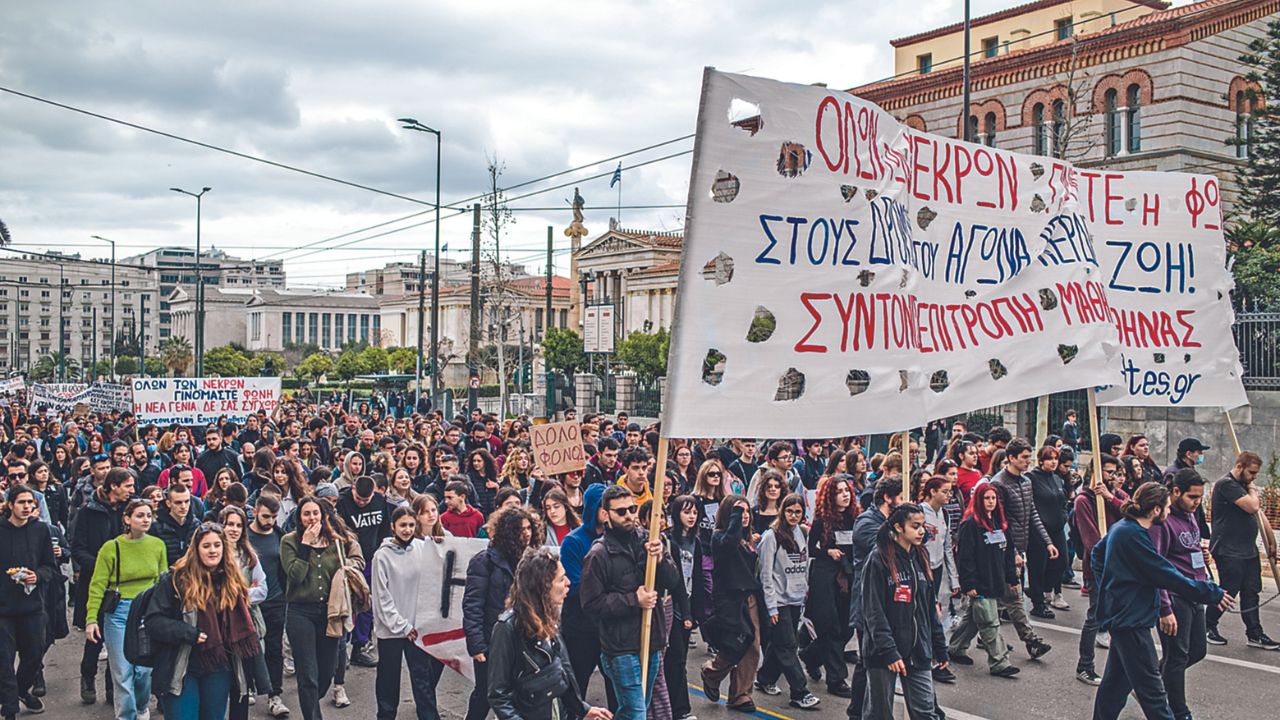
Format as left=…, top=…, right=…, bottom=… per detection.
left=267, top=695, right=291, bottom=718
left=332, top=686, right=350, bottom=708
left=248, top=695, right=256, bottom=706
left=1096, top=632, right=1110, bottom=649
left=284, top=658, right=295, bottom=677
left=1050, top=593, right=1071, bottom=610
left=99, top=647, right=108, bottom=662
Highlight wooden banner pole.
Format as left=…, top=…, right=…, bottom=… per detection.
left=1087, top=388, right=1107, bottom=534
left=639, top=435, right=669, bottom=690
left=1224, top=409, right=1280, bottom=592
left=1034, top=395, right=1050, bottom=449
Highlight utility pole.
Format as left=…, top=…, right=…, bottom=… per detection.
left=545, top=226, right=555, bottom=419
left=91, top=235, right=116, bottom=380
left=469, top=203, right=481, bottom=413
left=57, top=263, right=66, bottom=382
left=415, top=248, right=426, bottom=412
left=138, top=293, right=146, bottom=377
left=91, top=306, right=98, bottom=380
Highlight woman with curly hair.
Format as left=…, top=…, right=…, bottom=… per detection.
left=467, top=448, right=501, bottom=516
left=802, top=474, right=859, bottom=697
left=498, top=446, right=532, bottom=493
left=462, top=506, right=538, bottom=720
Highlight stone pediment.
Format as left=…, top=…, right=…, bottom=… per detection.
left=575, top=233, right=650, bottom=260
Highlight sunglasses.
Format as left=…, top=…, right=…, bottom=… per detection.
left=707, top=472, right=722, bottom=478
left=610, top=505, right=638, bottom=516
left=7, top=472, right=27, bottom=480
left=198, top=522, right=225, bottom=532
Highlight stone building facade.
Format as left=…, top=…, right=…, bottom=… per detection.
left=852, top=0, right=1275, bottom=212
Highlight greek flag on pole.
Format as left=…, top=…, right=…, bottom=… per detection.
left=610, top=162, right=622, bottom=187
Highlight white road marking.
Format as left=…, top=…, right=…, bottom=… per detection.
left=1028, top=620, right=1280, bottom=675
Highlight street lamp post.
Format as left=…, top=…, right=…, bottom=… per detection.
left=90, top=235, right=116, bottom=380
left=398, top=118, right=442, bottom=412
left=57, top=263, right=65, bottom=382
left=170, top=187, right=211, bottom=376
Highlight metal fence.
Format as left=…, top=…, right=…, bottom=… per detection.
left=1234, top=311, right=1280, bottom=389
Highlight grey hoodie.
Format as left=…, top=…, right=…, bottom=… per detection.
left=372, top=535, right=424, bottom=639
left=758, top=524, right=809, bottom=615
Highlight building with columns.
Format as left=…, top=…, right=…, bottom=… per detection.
left=850, top=0, right=1273, bottom=210
left=244, top=289, right=381, bottom=353
left=166, top=286, right=256, bottom=352
left=573, top=225, right=684, bottom=339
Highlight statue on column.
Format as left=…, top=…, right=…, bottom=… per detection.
left=564, top=187, right=588, bottom=244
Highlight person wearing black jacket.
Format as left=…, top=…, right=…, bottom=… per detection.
left=860, top=503, right=948, bottom=720
left=248, top=494, right=291, bottom=718
left=195, top=426, right=240, bottom=482
left=1027, top=446, right=1070, bottom=618
left=486, top=547, right=610, bottom=720
left=665, top=495, right=704, bottom=720
left=69, top=468, right=133, bottom=705
left=336, top=476, right=392, bottom=668
left=0, top=484, right=60, bottom=718
left=463, top=506, right=537, bottom=720
left=947, top=483, right=1020, bottom=677
left=802, top=475, right=857, bottom=697
left=845, top=478, right=902, bottom=718
left=150, top=483, right=201, bottom=567
left=128, top=442, right=161, bottom=488
left=580, top=485, right=681, bottom=720
left=699, top=494, right=763, bottom=714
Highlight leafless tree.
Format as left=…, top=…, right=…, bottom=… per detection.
left=481, top=156, right=518, bottom=414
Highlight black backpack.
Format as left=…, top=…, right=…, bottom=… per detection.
left=123, top=580, right=160, bottom=667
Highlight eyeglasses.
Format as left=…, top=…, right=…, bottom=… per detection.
left=7, top=472, right=27, bottom=480
left=610, top=505, right=638, bottom=516
left=784, top=508, right=805, bottom=516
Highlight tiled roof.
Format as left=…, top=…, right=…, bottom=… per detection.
left=632, top=261, right=681, bottom=277
left=608, top=228, right=685, bottom=248
left=890, top=0, right=1169, bottom=47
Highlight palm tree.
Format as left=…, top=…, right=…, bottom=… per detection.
left=31, top=351, right=80, bottom=381
left=160, top=336, right=194, bottom=377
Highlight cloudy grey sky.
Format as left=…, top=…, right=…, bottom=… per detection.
left=0, top=0, right=1166, bottom=287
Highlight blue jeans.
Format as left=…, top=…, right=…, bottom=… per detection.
left=163, top=669, right=233, bottom=720
left=105, top=597, right=152, bottom=720
left=599, top=652, right=660, bottom=720
left=864, top=666, right=939, bottom=719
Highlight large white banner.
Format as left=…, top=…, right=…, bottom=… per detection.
left=88, top=383, right=134, bottom=413
left=1091, top=172, right=1246, bottom=408
left=664, top=71, right=1244, bottom=438
left=407, top=536, right=488, bottom=682
left=131, top=377, right=281, bottom=425
left=29, top=383, right=88, bottom=415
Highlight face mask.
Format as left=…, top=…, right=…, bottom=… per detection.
left=147, top=445, right=157, bottom=454
left=1195, top=455, right=1204, bottom=465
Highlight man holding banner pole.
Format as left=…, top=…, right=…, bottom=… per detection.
left=580, top=485, right=679, bottom=720
left=1205, top=451, right=1279, bottom=650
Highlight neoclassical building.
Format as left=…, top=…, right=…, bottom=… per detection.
left=573, top=223, right=684, bottom=339
left=852, top=0, right=1272, bottom=210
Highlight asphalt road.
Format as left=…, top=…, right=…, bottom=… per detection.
left=37, top=582, right=1280, bottom=720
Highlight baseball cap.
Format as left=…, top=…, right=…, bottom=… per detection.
left=1177, top=438, right=1210, bottom=455
left=315, top=482, right=340, bottom=499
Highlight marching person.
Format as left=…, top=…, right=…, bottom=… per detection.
left=281, top=496, right=361, bottom=720
left=0, top=484, right=60, bottom=719
left=860, top=503, right=948, bottom=719
left=802, top=474, right=857, bottom=697
left=580, top=485, right=681, bottom=720
left=463, top=506, right=538, bottom=720
left=756, top=493, right=820, bottom=710
left=373, top=505, right=444, bottom=720
left=1150, top=469, right=1211, bottom=720
left=989, top=438, right=1055, bottom=659
left=699, top=494, right=765, bottom=714
left=1074, top=454, right=1127, bottom=686
left=947, top=483, right=1021, bottom=678
left=919, top=475, right=959, bottom=643
left=146, top=521, right=262, bottom=719
left=151, top=482, right=202, bottom=568
left=220, top=506, right=271, bottom=720
left=247, top=495, right=292, bottom=718
left=85, top=498, right=167, bottom=720
left=1205, top=452, right=1278, bottom=649
left=1091, top=482, right=1234, bottom=720
left=487, top=546, right=612, bottom=720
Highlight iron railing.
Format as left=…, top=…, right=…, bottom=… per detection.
left=1234, top=311, right=1280, bottom=390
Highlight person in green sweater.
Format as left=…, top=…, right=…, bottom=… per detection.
left=85, top=498, right=167, bottom=720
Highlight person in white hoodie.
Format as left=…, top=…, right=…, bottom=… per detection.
left=756, top=493, right=821, bottom=711
left=373, top=505, right=445, bottom=720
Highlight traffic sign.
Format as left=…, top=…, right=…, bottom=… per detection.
left=468, top=376, right=481, bottom=389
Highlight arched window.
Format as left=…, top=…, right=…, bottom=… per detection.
left=1051, top=100, right=1065, bottom=158
left=1236, top=89, right=1256, bottom=159
left=1104, top=88, right=1121, bottom=156
left=966, top=115, right=979, bottom=142
left=1125, top=83, right=1142, bottom=153
left=1032, top=103, right=1048, bottom=155
left=983, top=112, right=997, bottom=147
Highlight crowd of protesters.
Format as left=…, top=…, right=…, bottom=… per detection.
left=0, top=391, right=1274, bottom=720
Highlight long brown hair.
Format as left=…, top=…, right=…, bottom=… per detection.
left=173, top=524, right=251, bottom=611
left=506, top=547, right=562, bottom=641
left=219, top=505, right=258, bottom=568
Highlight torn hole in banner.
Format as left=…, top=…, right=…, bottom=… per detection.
left=865, top=189, right=878, bottom=201
left=841, top=185, right=858, bottom=202
left=858, top=270, right=876, bottom=288
left=774, top=368, right=805, bottom=401
left=964, top=289, right=977, bottom=299
left=1154, top=352, right=1166, bottom=364
left=728, top=99, right=762, bottom=135
left=1029, top=162, right=1045, bottom=180
left=777, top=141, right=811, bottom=177
left=711, top=170, right=740, bottom=203
left=702, top=349, right=726, bottom=386
left=1125, top=198, right=1138, bottom=212
left=1030, top=194, right=1047, bottom=213
left=1184, top=353, right=1192, bottom=363
left=1058, top=344, right=1079, bottom=364
left=898, top=370, right=909, bottom=392
left=746, top=306, right=776, bottom=343
left=704, top=252, right=735, bottom=286
left=1038, top=288, right=1058, bottom=311
left=989, top=359, right=1008, bottom=380
left=917, top=206, right=937, bottom=230
left=846, top=370, right=871, bottom=396
left=899, top=269, right=910, bottom=289
left=929, top=370, right=949, bottom=393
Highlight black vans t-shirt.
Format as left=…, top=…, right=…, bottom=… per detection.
left=1209, top=474, right=1258, bottom=559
